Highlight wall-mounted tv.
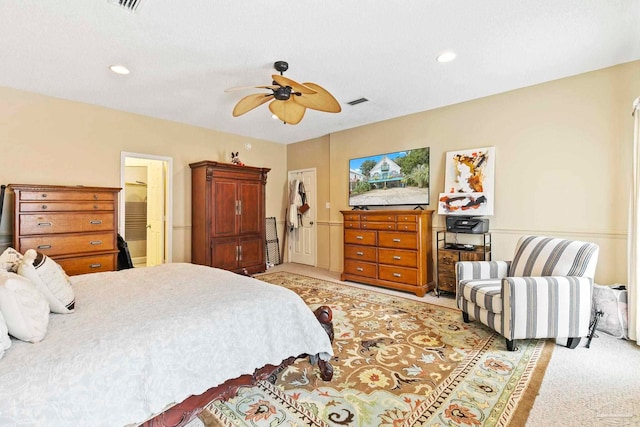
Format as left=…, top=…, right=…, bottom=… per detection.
left=348, top=147, right=430, bottom=208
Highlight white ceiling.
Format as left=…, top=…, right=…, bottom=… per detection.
left=1, top=1, right=639, bottom=144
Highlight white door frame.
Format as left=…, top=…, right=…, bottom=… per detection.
left=287, top=168, right=317, bottom=266
left=120, top=152, right=173, bottom=263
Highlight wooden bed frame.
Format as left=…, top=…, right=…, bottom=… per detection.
left=140, top=306, right=335, bottom=427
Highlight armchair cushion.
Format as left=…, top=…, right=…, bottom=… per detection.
left=510, top=236, right=599, bottom=279
left=458, top=279, right=502, bottom=313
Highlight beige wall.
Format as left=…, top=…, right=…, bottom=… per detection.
left=2, top=60, right=638, bottom=284
left=0, top=87, right=287, bottom=262
left=289, top=60, right=640, bottom=285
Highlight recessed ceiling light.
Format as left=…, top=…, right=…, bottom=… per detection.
left=109, top=64, right=130, bottom=75
left=436, top=51, right=457, bottom=63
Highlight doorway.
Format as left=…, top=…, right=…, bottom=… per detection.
left=287, top=168, right=317, bottom=266
left=120, top=152, right=173, bottom=267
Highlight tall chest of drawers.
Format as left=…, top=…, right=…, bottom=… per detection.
left=340, top=210, right=434, bottom=297
left=9, top=184, right=121, bottom=276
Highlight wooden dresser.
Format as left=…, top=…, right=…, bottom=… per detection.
left=340, top=210, right=434, bottom=297
left=9, top=184, right=121, bottom=276
left=190, top=161, right=270, bottom=275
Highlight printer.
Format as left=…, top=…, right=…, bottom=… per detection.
left=446, top=216, right=489, bottom=234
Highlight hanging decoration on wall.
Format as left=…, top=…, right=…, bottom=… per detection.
left=438, top=146, right=495, bottom=216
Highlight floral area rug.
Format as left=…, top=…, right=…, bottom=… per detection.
left=193, top=272, right=553, bottom=427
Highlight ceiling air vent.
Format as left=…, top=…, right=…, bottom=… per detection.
left=347, top=97, right=369, bottom=106
left=108, top=0, right=144, bottom=12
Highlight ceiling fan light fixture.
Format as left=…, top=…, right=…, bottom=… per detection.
left=436, top=51, right=457, bottom=63
left=227, top=61, right=340, bottom=125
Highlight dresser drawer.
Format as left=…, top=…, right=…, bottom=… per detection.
left=360, top=213, right=395, bottom=222
left=344, top=221, right=360, bottom=229
left=378, top=231, right=417, bottom=250
left=378, top=248, right=417, bottom=268
left=19, top=232, right=116, bottom=256
left=438, top=250, right=459, bottom=266
left=18, top=190, right=115, bottom=202
left=344, top=229, right=376, bottom=246
left=343, top=213, right=362, bottom=222
left=396, top=214, right=417, bottom=223
left=19, top=201, right=114, bottom=212
left=379, top=265, right=418, bottom=285
left=344, top=259, right=377, bottom=278
left=396, top=222, right=417, bottom=232
left=19, top=213, right=115, bottom=235
left=437, top=272, right=457, bottom=293
left=344, top=244, right=377, bottom=262
left=56, top=253, right=117, bottom=276
left=361, top=221, right=395, bottom=231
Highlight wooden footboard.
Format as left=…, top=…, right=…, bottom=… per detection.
left=139, top=305, right=334, bottom=427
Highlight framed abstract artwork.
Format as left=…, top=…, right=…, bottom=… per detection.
left=438, top=147, right=495, bottom=216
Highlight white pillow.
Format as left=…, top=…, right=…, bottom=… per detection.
left=18, top=249, right=75, bottom=314
left=0, top=247, right=23, bottom=273
left=0, top=310, right=11, bottom=358
left=0, top=272, right=49, bottom=343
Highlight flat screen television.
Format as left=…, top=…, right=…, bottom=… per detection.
left=348, top=147, right=430, bottom=208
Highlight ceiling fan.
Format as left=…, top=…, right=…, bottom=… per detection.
left=226, top=61, right=341, bottom=125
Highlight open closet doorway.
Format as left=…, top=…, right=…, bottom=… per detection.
left=287, top=168, right=317, bottom=266
left=120, top=152, right=173, bottom=267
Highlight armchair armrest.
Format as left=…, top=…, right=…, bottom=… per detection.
left=456, top=260, right=511, bottom=282
left=502, top=276, right=593, bottom=340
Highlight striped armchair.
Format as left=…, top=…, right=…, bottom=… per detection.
left=456, top=236, right=599, bottom=351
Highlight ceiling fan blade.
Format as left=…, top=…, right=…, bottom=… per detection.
left=271, top=75, right=317, bottom=94
left=268, top=99, right=306, bottom=125
left=293, top=82, right=342, bottom=113
left=225, top=85, right=278, bottom=93
left=232, top=93, right=273, bottom=117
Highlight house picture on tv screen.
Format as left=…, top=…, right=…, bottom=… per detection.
left=349, top=147, right=429, bottom=207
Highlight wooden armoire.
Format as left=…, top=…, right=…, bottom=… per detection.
left=190, top=161, right=270, bottom=275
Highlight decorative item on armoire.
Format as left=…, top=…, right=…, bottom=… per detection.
left=230, top=152, right=245, bottom=166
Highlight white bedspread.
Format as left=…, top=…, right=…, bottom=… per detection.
left=0, top=263, right=333, bottom=427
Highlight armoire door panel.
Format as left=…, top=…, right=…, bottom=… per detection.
left=211, top=238, right=240, bottom=270
left=212, top=180, right=238, bottom=236
left=238, top=181, right=262, bottom=235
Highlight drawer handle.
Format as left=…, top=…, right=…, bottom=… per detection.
left=37, top=222, right=52, bottom=227
left=93, top=194, right=99, bottom=200
left=356, top=267, right=364, bottom=272
left=40, top=194, right=48, bottom=198
left=356, top=251, right=364, bottom=256
left=356, top=236, right=364, bottom=240
left=93, top=205, right=99, bottom=209
left=90, top=240, right=103, bottom=245
left=393, top=273, right=402, bottom=277
left=89, top=263, right=102, bottom=268
left=37, top=244, right=52, bottom=249
left=393, top=255, right=401, bottom=260
left=41, top=205, right=48, bottom=210
left=90, top=220, right=103, bottom=225
left=387, top=225, right=392, bottom=229
left=393, top=238, right=401, bottom=242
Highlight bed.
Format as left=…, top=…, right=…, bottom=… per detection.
left=0, top=262, right=334, bottom=427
